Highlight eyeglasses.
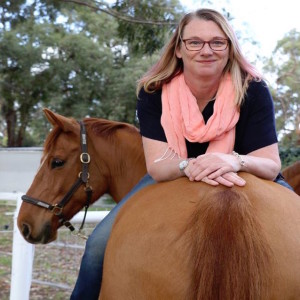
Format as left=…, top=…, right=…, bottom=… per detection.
left=180, top=37, right=229, bottom=51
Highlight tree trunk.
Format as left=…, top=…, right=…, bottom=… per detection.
left=17, top=123, right=26, bottom=146
left=5, top=109, right=17, bottom=147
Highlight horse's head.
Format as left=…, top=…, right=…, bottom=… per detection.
left=17, top=108, right=146, bottom=244
left=17, top=109, right=95, bottom=243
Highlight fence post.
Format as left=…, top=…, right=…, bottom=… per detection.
left=10, top=194, right=35, bottom=300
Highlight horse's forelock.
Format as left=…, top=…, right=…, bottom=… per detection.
left=43, top=126, right=62, bottom=155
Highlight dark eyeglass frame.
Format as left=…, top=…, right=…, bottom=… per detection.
left=180, top=36, right=229, bottom=51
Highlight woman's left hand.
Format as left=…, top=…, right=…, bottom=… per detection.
left=185, top=153, right=246, bottom=187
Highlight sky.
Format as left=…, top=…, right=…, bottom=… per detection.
left=181, top=0, right=300, bottom=59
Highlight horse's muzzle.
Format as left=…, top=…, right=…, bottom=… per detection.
left=19, top=221, right=55, bottom=244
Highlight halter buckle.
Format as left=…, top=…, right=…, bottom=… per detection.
left=51, top=204, right=63, bottom=216
left=78, top=171, right=90, bottom=180
left=80, top=153, right=90, bottom=164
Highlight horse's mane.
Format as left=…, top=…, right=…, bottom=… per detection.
left=84, top=118, right=140, bottom=140
left=43, top=117, right=140, bottom=154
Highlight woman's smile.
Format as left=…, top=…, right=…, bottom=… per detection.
left=197, top=59, right=217, bottom=64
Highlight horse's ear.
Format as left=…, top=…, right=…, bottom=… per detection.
left=43, top=108, right=79, bottom=132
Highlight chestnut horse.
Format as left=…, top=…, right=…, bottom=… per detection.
left=17, top=108, right=147, bottom=243
left=18, top=109, right=300, bottom=300
left=282, top=160, right=300, bottom=196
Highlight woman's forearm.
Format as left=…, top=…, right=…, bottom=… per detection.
left=237, top=154, right=281, bottom=181
left=146, top=157, right=187, bottom=182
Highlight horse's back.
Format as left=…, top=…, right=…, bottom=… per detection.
left=100, top=173, right=300, bottom=300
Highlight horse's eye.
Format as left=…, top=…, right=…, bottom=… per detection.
left=51, top=158, right=65, bottom=169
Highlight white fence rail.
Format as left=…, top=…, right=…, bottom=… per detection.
left=2, top=193, right=108, bottom=300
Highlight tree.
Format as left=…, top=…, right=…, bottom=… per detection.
left=0, top=0, right=183, bottom=146
left=264, top=30, right=300, bottom=144
left=0, top=1, right=56, bottom=146
left=264, top=29, right=300, bottom=166
left=3, top=0, right=255, bottom=147
left=112, top=0, right=182, bottom=55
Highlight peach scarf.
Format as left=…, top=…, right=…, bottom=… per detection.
left=161, top=73, right=240, bottom=158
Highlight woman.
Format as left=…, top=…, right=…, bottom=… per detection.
left=71, top=8, right=292, bottom=300
left=137, top=8, right=284, bottom=187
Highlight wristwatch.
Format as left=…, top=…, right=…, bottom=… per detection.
left=179, top=159, right=189, bottom=172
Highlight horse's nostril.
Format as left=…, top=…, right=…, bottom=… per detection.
left=21, top=223, right=31, bottom=238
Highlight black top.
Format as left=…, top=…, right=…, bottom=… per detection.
left=137, top=80, right=278, bottom=158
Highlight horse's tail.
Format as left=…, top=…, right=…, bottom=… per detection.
left=189, top=189, right=272, bottom=300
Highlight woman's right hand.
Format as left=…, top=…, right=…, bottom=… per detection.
left=184, top=156, right=246, bottom=187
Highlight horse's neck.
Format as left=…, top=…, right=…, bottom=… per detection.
left=109, top=151, right=147, bottom=203
left=89, top=124, right=147, bottom=203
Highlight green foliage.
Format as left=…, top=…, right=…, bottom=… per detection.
left=264, top=30, right=300, bottom=149
left=0, top=0, right=183, bottom=146
left=0, top=1, right=62, bottom=146
left=1, top=0, right=298, bottom=149
left=113, top=0, right=183, bottom=55
left=279, top=147, right=300, bottom=169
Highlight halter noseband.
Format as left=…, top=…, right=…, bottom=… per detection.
left=21, top=121, right=93, bottom=239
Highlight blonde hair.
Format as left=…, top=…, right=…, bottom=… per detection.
left=136, top=8, right=262, bottom=106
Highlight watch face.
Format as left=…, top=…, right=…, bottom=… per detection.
left=179, top=160, right=189, bottom=171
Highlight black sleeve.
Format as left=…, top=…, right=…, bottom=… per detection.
left=234, top=80, right=278, bottom=154
left=136, top=88, right=167, bottom=142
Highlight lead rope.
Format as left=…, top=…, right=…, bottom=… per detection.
left=62, top=195, right=89, bottom=240
left=62, top=186, right=92, bottom=241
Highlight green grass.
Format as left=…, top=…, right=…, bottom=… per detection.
left=0, top=256, right=11, bottom=269
left=0, top=204, right=15, bottom=253
left=0, top=200, right=16, bottom=206
left=0, top=236, right=12, bottom=248
left=0, top=203, right=15, bottom=225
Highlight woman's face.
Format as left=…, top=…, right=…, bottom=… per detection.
left=176, top=18, right=229, bottom=80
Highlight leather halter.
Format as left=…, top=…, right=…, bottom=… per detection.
left=21, top=121, right=93, bottom=239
